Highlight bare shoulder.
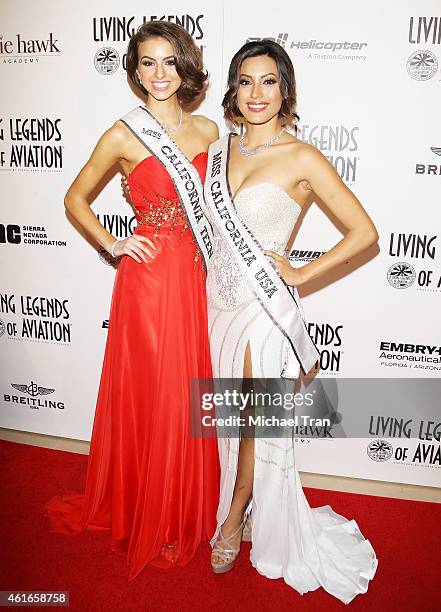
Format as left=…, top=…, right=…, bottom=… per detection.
left=282, top=134, right=329, bottom=173
left=191, top=113, right=218, bottom=130
left=283, top=134, right=343, bottom=190
left=89, top=120, right=131, bottom=162
left=290, top=136, right=327, bottom=165
left=106, top=120, right=130, bottom=147
left=93, top=121, right=127, bottom=150
left=191, top=114, right=219, bottom=141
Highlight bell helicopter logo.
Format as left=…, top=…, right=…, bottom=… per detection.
left=246, top=34, right=288, bottom=47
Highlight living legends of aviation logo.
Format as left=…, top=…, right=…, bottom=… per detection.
left=299, top=123, right=359, bottom=183
left=406, top=16, right=440, bottom=80
left=388, top=233, right=437, bottom=260
left=307, top=322, right=344, bottom=375
left=367, top=438, right=440, bottom=469
left=407, top=49, right=438, bottom=80
left=0, top=117, right=63, bottom=171
left=0, top=293, right=72, bottom=345
left=386, top=259, right=441, bottom=293
left=367, top=439, right=393, bottom=462
left=409, top=16, right=441, bottom=45
left=94, top=47, right=120, bottom=75
left=366, top=437, right=441, bottom=469
left=93, top=15, right=205, bottom=74
left=387, top=262, right=416, bottom=289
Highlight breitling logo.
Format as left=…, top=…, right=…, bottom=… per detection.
left=4, top=380, right=64, bottom=409
left=11, top=381, right=55, bottom=397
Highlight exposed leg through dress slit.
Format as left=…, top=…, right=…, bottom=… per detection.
left=206, top=182, right=377, bottom=603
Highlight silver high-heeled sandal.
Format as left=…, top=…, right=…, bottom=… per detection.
left=242, top=512, right=252, bottom=542
left=211, top=520, right=245, bottom=574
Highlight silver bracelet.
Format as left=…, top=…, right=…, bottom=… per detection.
left=109, top=239, right=119, bottom=258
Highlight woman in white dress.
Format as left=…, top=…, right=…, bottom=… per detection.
left=204, top=40, right=379, bottom=604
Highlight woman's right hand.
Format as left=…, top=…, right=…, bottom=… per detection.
left=111, top=235, right=157, bottom=263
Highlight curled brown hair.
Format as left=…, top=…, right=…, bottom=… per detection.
left=126, top=21, right=207, bottom=105
left=223, top=40, right=299, bottom=131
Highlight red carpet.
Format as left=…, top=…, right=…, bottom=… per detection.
left=0, top=439, right=440, bottom=611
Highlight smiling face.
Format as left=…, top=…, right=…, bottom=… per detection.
left=236, top=55, right=283, bottom=125
left=136, top=36, right=182, bottom=101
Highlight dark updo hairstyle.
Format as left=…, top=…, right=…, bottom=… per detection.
left=223, top=39, right=299, bottom=132
left=126, top=21, right=207, bottom=105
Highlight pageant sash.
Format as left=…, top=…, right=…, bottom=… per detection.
left=120, top=106, right=213, bottom=269
left=203, top=135, right=320, bottom=377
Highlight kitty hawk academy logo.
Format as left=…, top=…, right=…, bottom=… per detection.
left=406, top=49, right=438, bottom=80
left=387, top=262, right=416, bottom=288
left=94, top=47, right=120, bottom=75
left=367, top=439, right=393, bottom=462
left=0, top=33, right=61, bottom=65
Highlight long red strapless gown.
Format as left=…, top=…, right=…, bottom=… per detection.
left=45, top=151, right=220, bottom=580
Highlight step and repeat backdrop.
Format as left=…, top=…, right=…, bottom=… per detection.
left=1, top=0, right=440, bottom=487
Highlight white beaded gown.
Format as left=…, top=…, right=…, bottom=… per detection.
left=205, top=181, right=378, bottom=604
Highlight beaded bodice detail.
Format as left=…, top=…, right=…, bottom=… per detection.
left=135, top=194, right=189, bottom=239
left=206, top=182, right=302, bottom=311
left=127, top=152, right=207, bottom=238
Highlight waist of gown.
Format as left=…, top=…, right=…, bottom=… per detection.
left=206, top=235, right=288, bottom=312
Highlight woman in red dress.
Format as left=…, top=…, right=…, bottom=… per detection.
left=44, top=21, right=220, bottom=581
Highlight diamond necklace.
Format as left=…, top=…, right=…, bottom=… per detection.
left=239, top=127, right=285, bottom=156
